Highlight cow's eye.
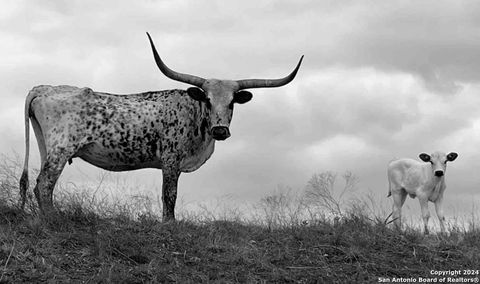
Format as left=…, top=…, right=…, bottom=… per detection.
left=205, top=99, right=212, bottom=110
left=228, top=101, right=234, bottom=110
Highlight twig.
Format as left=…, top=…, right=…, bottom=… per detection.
left=315, top=244, right=348, bottom=255
left=0, top=240, right=15, bottom=282
left=286, top=266, right=324, bottom=269
left=384, top=212, right=397, bottom=225
left=112, top=248, right=140, bottom=265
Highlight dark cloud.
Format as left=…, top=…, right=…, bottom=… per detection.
left=1, top=1, right=479, bottom=218
left=5, top=1, right=480, bottom=91
left=317, top=1, right=480, bottom=94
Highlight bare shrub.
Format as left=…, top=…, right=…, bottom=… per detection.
left=304, top=171, right=359, bottom=220
left=254, top=186, right=306, bottom=228
left=349, top=191, right=392, bottom=225
left=0, top=153, right=23, bottom=204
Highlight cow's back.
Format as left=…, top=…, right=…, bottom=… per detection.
left=388, top=158, right=429, bottom=191
left=29, top=85, right=90, bottom=121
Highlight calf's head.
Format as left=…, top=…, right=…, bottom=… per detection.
left=419, top=151, right=458, bottom=177
left=147, top=32, right=303, bottom=141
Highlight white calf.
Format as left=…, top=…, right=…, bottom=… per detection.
left=387, top=151, right=458, bottom=234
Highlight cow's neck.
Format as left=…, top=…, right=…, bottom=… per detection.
left=177, top=99, right=216, bottom=172
left=430, top=176, right=445, bottom=201
left=425, top=170, right=445, bottom=201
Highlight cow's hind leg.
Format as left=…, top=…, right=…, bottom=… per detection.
left=391, top=188, right=407, bottom=230
left=33, top=152, right=69, bottom=214
left=161, top=167, right=180, bottom=222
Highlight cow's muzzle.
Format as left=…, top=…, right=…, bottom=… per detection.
left=211, top=126, right=231, bottom=141
left=434, top=170, right=444, bottom=177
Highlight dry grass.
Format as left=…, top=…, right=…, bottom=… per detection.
left=0, top=155, right=479, bottom=283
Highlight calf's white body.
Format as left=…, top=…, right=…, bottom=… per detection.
left=387, top=151, right=458, bottom=234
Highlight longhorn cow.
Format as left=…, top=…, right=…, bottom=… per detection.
left=19, top=33, right=304, bottom=221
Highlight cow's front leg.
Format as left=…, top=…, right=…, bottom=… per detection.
left=434, top=196, right=446, bottom=233
left=161, top=167, right=180, bottom=222
left=419, top=197, right=430, bottom=235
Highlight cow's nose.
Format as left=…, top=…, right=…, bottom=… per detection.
left=434, top=170, right=444, bottom=177
left=211, top=126, right=231, bottom=141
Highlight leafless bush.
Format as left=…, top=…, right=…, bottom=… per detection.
left=304, top=171, right=359, bottom=219
left=349, top=191, right=391, bottom=224
left=254, top=186, right=306, bottom=228
left=0, top=153, right=23, bottom=203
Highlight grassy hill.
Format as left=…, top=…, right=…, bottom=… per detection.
left=0, top=157, right=478, bottom=283
left=0, top=201, right=478, bottom=283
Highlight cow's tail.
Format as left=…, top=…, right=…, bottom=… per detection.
left=386, top=160, right=394, bottom=198
left=385, top=164, right=394, bottom=224
left=387, top=175, right=392, bottom=198
left=19, top=89, right=38, bottom=209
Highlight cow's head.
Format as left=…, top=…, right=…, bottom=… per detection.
left=147, top=33, right=303, bottom=141
left=419, top=151, right=458, bottom=177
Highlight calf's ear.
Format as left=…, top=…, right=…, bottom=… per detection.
left=447, top=152, right=458, bottom=162
left=187, top=87, right=207, bottom=102
left=419, top=153, right=431, bottom=162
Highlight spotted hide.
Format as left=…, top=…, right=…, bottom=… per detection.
left=19, top=33, right=304, bottom=221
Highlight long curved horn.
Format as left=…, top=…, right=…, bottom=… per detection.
left=236, top=55, right=304, bottom=90
left=147, top=32, right=205, bottom=87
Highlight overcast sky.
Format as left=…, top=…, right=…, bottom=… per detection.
left=1, top=1, right=480, bottom=220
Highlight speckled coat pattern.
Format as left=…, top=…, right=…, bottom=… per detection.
left=21, top=85, right=216, bottom=220
left=19, top=34, right=303, bottom=221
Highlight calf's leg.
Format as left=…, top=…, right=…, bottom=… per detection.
left=434, top=197, right=446, bottom=233
left=419, top=197, right=430, bottom=234
left=391, top=189, right=407, bottom=230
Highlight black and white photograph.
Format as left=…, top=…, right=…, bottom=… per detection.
left=0, top=1, right=478, bottom=282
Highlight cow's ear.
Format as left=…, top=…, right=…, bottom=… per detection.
left=447, top=152, right=458, bottom=162
left=419, top=153, right=431, bottom=162
left=187, top=87, right=207, bottom=102
left=233, top=91, right=253, bottom=104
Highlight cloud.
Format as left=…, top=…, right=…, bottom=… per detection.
left=1, top=1, right=480, bottom=219
left=4, top=1, right=480, bottom=92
